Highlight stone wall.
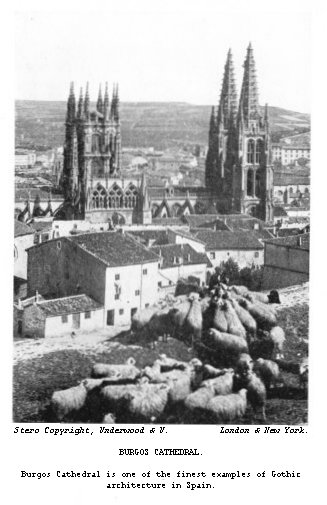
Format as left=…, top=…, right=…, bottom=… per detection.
left=22, top=304, right=45, bottom=338
left=262, top=265, right=309, bottom=290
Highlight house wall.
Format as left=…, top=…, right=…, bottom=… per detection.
left=14, top=234, right=35, bottom=280
left=206, top=249, right=264, bottom=269
left=104, top=261, right=159, bottom=326
left=44, top=309, right=104, bottom=337
left=158, top=263, right=207, bottom=290
left=262, top=242, right=309, bottom=289
left=27, top=239, right=107, bottom=305
left=22, top=304, right=45, bottom=338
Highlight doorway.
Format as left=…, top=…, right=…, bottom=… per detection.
left=107, top=309, right=115, bottom=326
left=72, top=312, right=81, bottom=329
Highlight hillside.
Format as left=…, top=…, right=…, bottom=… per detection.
left=15, top=100, right=310, bottom=151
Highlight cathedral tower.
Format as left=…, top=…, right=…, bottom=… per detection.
left=205, top=44, right=273, bottom=222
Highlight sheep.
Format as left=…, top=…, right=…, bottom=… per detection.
left=126, top=381, right=170, bottom=422
left=91, top=357, right=140, bottom=380
left=168, top=299, right=191, bottom=339
left=249, top=290, right=281, bottom=305
left=205, top=389, right=248, bottom=423
left=100, top=384, right=139, bottom=417
left=157, top=354, right=189, bottom=372
left=265, top=326, right=285, bottom=359
left=230, top=298, right=257, bottom=341
left=184, top=295, right=203, bottom=347
left=238, top=298, right=277, bottom=330
left=221, top=301, right=247, bottom=339
left=235, top=353, right=254, bottom=379
left=184, top=386, right=216, bottom=414
left=131, top=306, right=158, bottom=332
left=299, top=357, right=308, bottom=389
left=146, top=308, right=173, bottom=347
left=212, top=299, right=229, bottom=333
left=200, top=370, right=234, bottom=396
left=102, top=413, right=116, bottom=423
left=244, top=294, right=278, bottom=318
left=200, top=296, right=211, bottom=315
left=243, top=372, right=267, bottom=422
left=204, top=328, right=249, bottom=358
left=202, top=364, right=233, bottom=380
left=51, top=382, right=88, bottom=421
left=230, top=285, right=249, bottom=297
left=253, top=358, right=280, bottom=390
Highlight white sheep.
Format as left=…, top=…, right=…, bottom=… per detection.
left=91, top=357, right=140, bottom=380
left=299, top=357, right=308, bottom=389
left=205, top=328, right=249, bottom=356
left=102, top=413, right=116, bottom=423
left=243, top=371, right=267, bottom=422
left=238, top=298, right=277, bottom=330
left=221, top=300, right=247, bottom=339
left=126, top=381, right=170, bottom=422
left=230, top=298, right=257, bottom=341
left=269, top=326, right=285, bottom=359
left=184, top=386, right=216, bottom=413
left=205, top=389, right=248, bottom=423
left=200, top=370, right=234, bottom=396
left=253, top=358, right=280, bottom=390
left=51, top=382, right=88, bottom=421
left=202, top=364, right=233, bottom=380
left=230, top=285, right=249, bottom=297
left=249, top=290, right=281, bottom=305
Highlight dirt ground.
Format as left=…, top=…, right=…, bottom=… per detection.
left=13, top=283, right=309, bottom=424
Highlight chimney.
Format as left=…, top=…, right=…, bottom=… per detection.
left=35, top=290, right=39, bottom=303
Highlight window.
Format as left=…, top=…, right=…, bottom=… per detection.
left=115, top=274, right=120, bottom=280
left=57, top=241, right=61, bottom=250
left=247, top=139, right=255, bottom=164
left=210, top=252, right=216, bottom=260
left=145, top=303, right=150, bottom=308
left=61, top=315, right=68, bottom=323
left=114, top=293, right=120, bottom=300
left=254, top=252, right=259, bottom=258
left=135, top=290, right=140, bottom=296
left=143, top=268, right=147, bottom=275
left=119, top=309, right=124, bottom=315
left=85, top=311, right=91, bottom=319
left=41, top=233, right=49, bottom=243
left=169, top=281, right=173, bottom=286
left=158, top=281, right=162, bottom=288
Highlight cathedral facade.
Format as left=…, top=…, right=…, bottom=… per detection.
left=56, top=83, right=151, bottom=225
left=205, top=44, right=274, bottom=222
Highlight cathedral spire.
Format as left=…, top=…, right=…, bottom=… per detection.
left=205, top=106, right=218, bottom=188
left=77, top=87, right=83, bottom=119
left=84, top=82, right=90, bottom=119
left=66, top=82, right=76, bottom=123
left=110, top=84, right=116, bottom=120
left=218, top=49, right=238, bottom=128
left=97, top=84, right=104, bottom=114
left=104, top=82, right=110, bottom=120
left=115, top=83, right=120, bottom=122
left=238, top=43, right=260, bottom=124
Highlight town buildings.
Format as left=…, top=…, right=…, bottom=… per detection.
left=271, top=133, right=310, bottom=165
left=14, top=220, right=35, bottom=280
left=27, top=231, right=160, bottom=327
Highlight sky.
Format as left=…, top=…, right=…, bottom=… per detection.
left=15, top=5, right=311, bottom=112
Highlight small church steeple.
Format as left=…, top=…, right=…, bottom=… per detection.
left=77, top=87, right=83, bottom=119
left=84, top=82, right=90, bottom=119
left=97, top=84, right=104, bottom=114
left=66, top=82, right=76, bottom=123
left=104, top=82, right=110, bottom=120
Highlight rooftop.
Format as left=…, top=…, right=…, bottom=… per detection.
left=128, top=229, right=169, bottom=246
left=14, top=220, right=34, bottom=237
left=68, top=231, right=160, bottom=267
left=182, top=214, right=229, bottom=230
left=152, top=243, right=211, bottom=269
left=37, top=294, right=102, bottom=317
left=193, top=230, right=264, bottom=251
left=264, top=233, right=310, bottom=251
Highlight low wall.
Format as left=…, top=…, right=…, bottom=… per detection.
left=262, top=265, right=309, bottom=290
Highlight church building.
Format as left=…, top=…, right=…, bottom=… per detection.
left=205, top=44, right=274, bottom=222
left=55, top=83, right=151, bottom=225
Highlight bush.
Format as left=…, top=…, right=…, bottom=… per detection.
left=208, top=259, right=263, bottom=291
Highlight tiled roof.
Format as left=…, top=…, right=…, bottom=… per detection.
left=37, top=294, right=102, bottom=317
left=14, top=220, right=34, bottom=237
left=265, top=233, right=310, bottom=250
left=273, top=207, right=288, bottom=217
left=152, top=217, right=185, bottom=226
left=279, top=132, right=311, bottom=149
left=29, top=220, right=53, bottom=232
left=15, top=188, right=64, bottom=201
left=274, top=171, right=310, bottom=186
left=217, top=215, right=273, bottom=239
left=152, top=243, right=211, bottom=269
left=167, top=227, right=206, bottom=244
left=128, top=229, right=169, bottom=246
left=193, top=230, right=264, bottom=251
left=68, top=231, right=160, bottom=267
left=182, top=215, right=229, bottom=230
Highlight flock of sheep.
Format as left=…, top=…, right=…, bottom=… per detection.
left=50, top=284, right=308, bottom=424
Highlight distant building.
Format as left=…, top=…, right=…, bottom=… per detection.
left=273, top=169, right=310, bottom=204
left=262, top=233, right=309, bottom=289
left=27, top=231, right=160, bottom=327
left=271, top=133, right=310, bottom=165
left=193, top=230, right=264, bottom=269
left=153, top=244, right=210, bottom=294
left=15, top=149, right=36, bottom=168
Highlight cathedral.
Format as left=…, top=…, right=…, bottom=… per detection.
left=56, top=83, right=151, bottom=225
left=54, top=43, right=273, bottom=225
left=205, top=43, right=274, bottom=222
